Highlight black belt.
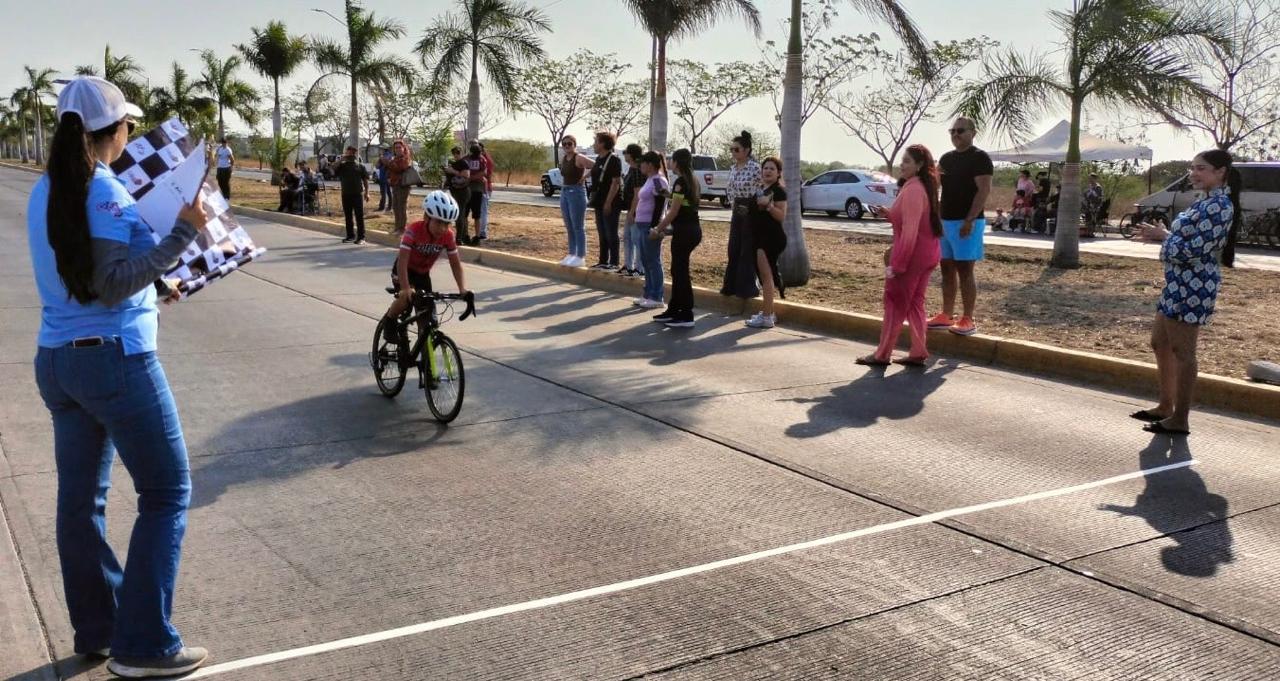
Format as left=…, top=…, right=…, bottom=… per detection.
left=70, top=336, right=105, bottom=348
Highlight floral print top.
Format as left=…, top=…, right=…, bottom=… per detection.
left=1157, top=186, right=1234, bottom=325
left=726, top=157, right=762, bottom=203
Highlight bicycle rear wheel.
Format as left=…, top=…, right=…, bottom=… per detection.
left=424, top=332, right=465, bottom=423
left=371, top=317, right=407, bottom=397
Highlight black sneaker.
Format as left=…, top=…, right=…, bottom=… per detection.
left=341, top=237, right=355, bottom=243
left=107, top=646, right=208, bottom=678
left=664, top=314, right=695, bottom=328
left=652, top=311, right=676, bottom=323
left=381, top=318, right=400, bottom=345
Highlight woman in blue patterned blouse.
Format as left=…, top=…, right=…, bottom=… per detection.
left=1133, top=149, right=1242, bottom=436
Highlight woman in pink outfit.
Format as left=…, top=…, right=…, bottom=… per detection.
left=858, top=144, right=943, bottom=366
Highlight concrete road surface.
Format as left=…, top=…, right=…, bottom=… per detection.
left=3, top=165, right=1279, bottom=680
left=233, top=167, right=1280, bottom=272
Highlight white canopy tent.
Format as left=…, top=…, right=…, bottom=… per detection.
left=987, top=120, right=1153, bottom=163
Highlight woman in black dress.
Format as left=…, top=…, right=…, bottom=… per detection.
left=721, top=130, right=761, bottom=299
left=746, top=157, right=787, bottom=329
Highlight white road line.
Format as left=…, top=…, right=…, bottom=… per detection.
left=188, top=459, right=1195, bottom=678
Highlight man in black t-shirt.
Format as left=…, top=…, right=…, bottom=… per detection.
left=589, top=131, right=624, bottom=269
left=444, top=146, right=473, bottom=243
left=930, top=117, right=992, bottom=337
left=335, top=146, right=370, bottom=243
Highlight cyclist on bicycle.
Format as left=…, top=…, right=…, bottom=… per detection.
left=382, top=190, right=470, bottom=343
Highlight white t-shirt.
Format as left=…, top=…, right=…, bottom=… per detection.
left=216, top=146, right=233, bottom=169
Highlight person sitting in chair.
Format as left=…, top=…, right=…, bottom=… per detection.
left=277, top=166, right=300, bottom=212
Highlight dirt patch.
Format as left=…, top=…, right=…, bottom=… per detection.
left=231, top=178, right=1280, bottom=378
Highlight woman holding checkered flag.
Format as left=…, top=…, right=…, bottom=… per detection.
left=25, top=76, right=211, bottom=678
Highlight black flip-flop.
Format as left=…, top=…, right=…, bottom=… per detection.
left=893, top=357, right=928, bottom=367
left=856, top=356, right=890, bottom=366
left=1143, top=422, right=1190, bottom=436
left=1129, top=409, right=1165, bottom=422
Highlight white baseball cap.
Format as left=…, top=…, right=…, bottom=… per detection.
left=56, top=76, right=143, bottom=132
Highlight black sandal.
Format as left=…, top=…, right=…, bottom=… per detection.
left=1143, top=421, right=1190, bottom=436
left=1129, top=409, right=1165, bottom=422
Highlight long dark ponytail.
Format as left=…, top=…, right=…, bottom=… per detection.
left=899, top=144, right=944, bottom=237
left=671, top=148, right=700, bottom=203
left=46, top=112, right=123, bottom=303
left=1196, top=149, right=1243, bottom=268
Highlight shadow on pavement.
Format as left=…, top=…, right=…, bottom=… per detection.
left=783, top=360, right=958, bottom=437
left=190, top=387, right=457, bottom=510
left=10, top=653, right=103, bottom=681
left=1099, top=436, right=1235, bottom=577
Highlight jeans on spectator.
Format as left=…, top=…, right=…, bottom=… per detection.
left=377, top=179, right=391, bottom=211
left=34, top=341, right=191, bottom=659
left=215, top=167, right=232, bottom=199
left=342, top=192, right=365, bottom=240
left=628, top=221, right=647, bottom=273
left=560, top=184, right=587, bottom=258
left=451, top=187, right=473, bottom=243
left=594, top=205, right=621, bottom=266
left=668, top=220, right=702, bottom=314
left=392, top=185, right=410, bottom=232
left=479, top=192, right=491, bottom=238
left=639, top=221, right=665, bottom=302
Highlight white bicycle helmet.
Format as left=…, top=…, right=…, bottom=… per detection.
left=422, top=190, right=460, bottom=223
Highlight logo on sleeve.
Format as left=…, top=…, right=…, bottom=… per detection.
left=96, top=201, right=124, bottom=218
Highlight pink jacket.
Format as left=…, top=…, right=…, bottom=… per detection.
left=887, top=176, right=941, bottom=274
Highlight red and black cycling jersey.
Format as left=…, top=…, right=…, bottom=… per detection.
left=400, top=220, right=459, bottom=273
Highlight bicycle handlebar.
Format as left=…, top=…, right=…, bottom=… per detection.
left=413, top=290, right=476, bottom=320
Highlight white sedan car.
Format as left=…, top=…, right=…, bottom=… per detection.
left=800, top=169, right=898, bottom=220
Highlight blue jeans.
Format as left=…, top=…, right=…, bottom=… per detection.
left=478, top=191, right=490, bottom=238
left=629, top=221, right=647, bottom=273
left=560, top=184, right=587, bottom=258
left=638, top=221, right=665, bottom=302
left=34, top=340, right=190, bottom=659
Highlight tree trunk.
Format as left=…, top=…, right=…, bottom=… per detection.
left=651, top=37, right=669, bottom=153
left=647, top=35, right=657, bottom=146
left=776, top=0, right=810, bottom=286
left=1051, top=99, right=1083, bottom=269
left=217, top=104, right=226, bottom=141
left=18, top=117, right=28, bottom=163
left=348, top=74, right=360, bottom=150
left=33, top=97, right=44, bottom=166
left=466, top=46, right=481, bottom=142
left=272, top=77, right=282, bottom=144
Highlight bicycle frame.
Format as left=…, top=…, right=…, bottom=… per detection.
left=394, top=291, right=474, bottom=385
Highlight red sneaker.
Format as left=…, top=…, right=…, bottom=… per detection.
left=948, top=316, right=977, bottom=336
left=926, top=312, right=954, bottom=329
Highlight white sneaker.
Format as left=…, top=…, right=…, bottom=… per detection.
left=639, top=299, right=665, bottom=309
left=632, top=297, right=647, bottom=306
left=559, top=255, right=573, bottom=265
left=746, top=313, right=776, bottom=329
left=567, top=256, right=586, bottom=267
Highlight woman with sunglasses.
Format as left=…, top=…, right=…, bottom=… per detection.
left=558, top=135, right=594, bottom=267
left=26, top=77, right=210, bottom=677
left=722, top=130, right=761, bottom=299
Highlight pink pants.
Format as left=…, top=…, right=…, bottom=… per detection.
left=874, top=266, right=935, bottom=361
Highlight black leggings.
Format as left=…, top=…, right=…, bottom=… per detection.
left=669, top=221, right=702, bottom=314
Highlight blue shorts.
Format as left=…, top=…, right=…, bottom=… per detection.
left=941, top=218, right=985, bottom=261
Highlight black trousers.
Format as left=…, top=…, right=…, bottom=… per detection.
left=342, top=192, right=365, bottom=240
left=669, top=221, right=702, bottom=314
left=216, top=167, right=232, bottom=199
left=721, top=200, right=758, bottom=298
left=594, top=205, right=622, bottom=266
left=451, top=187, right=472, bottom=242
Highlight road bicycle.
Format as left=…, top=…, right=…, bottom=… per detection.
left=370, top=289, right=476, bottom=423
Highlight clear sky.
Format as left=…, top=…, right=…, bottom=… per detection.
left=0, top=0, right=1208, bottom=167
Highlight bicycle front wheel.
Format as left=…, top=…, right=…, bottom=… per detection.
left=372, top=317, right=407, bottom=397
left=424, top=332, right=465, bottom=423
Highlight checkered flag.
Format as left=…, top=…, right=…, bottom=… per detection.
left=110, top=118, right=265, bottom=296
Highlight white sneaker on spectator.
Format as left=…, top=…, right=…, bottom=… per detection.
left=559, top=255, right=573, bottom=265
left=632, top=298, right=647, bottom=306
left=746, top=312, right=776, bottom=329
left=567, top=256, right=586, bottom=267
left=639, top=299, right=665, bottom=309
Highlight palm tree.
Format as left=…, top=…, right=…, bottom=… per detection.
left=620, top=0, right=762, bottom=153
left=20, top=67, right=56, bottom=165
left=310, top=0, right=417, bottom=149
left=955, top=0, right=1227, bottom=269
left=76, top=45, right=147, bottom=102
left=197, top=50, right=261, bottom=140
left=414, top=0, right=550, bottom=142
left=777, top=0, right=933, bottom=285
left=237, top=21, right=310, bottom=145
left=151, top=62, right=217, bottom=135
left=9, top=88, right=31, bottom=163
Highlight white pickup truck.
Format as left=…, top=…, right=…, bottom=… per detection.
left=542, top=152, right=727, bottom=206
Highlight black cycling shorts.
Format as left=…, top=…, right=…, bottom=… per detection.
left=390, top=263, right=433, bottom=293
